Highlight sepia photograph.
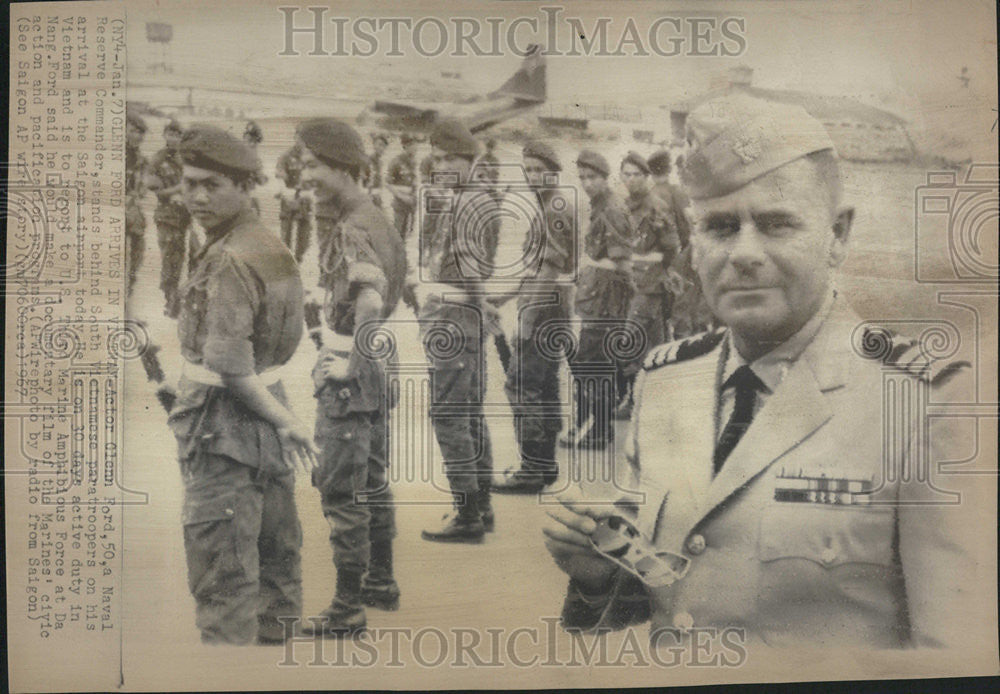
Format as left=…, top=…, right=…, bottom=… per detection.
left=5, top=0, right=998, bottom=691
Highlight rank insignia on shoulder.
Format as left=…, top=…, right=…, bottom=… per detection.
left=643, top=327, right=727, bottom=371
left=856, top=325, right=971, bottom=386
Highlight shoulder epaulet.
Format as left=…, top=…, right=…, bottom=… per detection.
left=643, top=327, right=727, bottom=371
left=860, top=327, right=971, bottom=385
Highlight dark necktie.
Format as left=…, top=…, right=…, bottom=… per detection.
left=713, top=365, right=765, bottom=475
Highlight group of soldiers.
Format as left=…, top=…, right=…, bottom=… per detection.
left=122, top=91, right=988, bottom=654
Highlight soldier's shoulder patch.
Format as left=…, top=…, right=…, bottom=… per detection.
left=643, top=327, right=727, bottom=371
left=858, top=326, right=971, bottom=386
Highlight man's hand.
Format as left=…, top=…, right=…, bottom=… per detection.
left=318, top=350, right=351, bottom=382
left=542, top=492, right=618, bottom=592
left=277, top=419, right=319, bottom=472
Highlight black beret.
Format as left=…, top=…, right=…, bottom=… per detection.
left=296, top=118, right=368, bottom=170
left=126, top=111, right=147, bottom=133
left=522, top=140, right=561, bottom=171
left=430, top=117, right=478, bottom=158
left=179, top=123, right=261, bottom=177
left=575, top=149, right=610, bottom=177
left=621, top=150, right=650, bottom=174
left=647, top=149, right=672, bottom=176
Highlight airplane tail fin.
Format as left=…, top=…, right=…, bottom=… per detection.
left=490, top=44, right=546, bottom=103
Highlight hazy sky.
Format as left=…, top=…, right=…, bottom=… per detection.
left=128, top=0, right=997, bottom=127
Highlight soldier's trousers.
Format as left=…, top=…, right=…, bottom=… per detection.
left=155, top=216, right=190, bottom=318
left=392, top=204, right=414, bottom=240
left=621, top=292, right=672, bottom=380
left=505, top=298, right=567, bottom=469
left=313, top=397, right=395, bottom=578
left=569, top=322, right=625, bottom=446
left=125, top=200, right=146, bottom=299
left=125, top=232, right=144, bottom=299
left=180, top=451, right=302, bottom=645
left=279, top=214, right=311, bottom=265
left=428, top=347, right=494, bottom=496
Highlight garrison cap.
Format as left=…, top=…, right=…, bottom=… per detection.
left=522, top=140, right=561, bottom=171
left=400, top=133, right=418, bottom=146
left=647, top=149, right=672, bottom=176
left=179, top=123, right=261, bottom=177
left=126, top=111, right=147, bottom=133
left=621, top=150, right=650, bottom=174
left=164, top=118, right=183, bottom=135
left=681, top=93, right=836, bottom=200
left=296, top=118, right=369, bottom=170
left=429, top=117, right=479, bottom=158
left=575, top=149, right=610, bottom=177
left=372, top=131, right=390, bottom=146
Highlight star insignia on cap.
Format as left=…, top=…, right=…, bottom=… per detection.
left=732, top=132, right=762, bottom=164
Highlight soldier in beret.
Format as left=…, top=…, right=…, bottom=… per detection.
left=125, top=110, right=148, bottom=299
left=363, top=132, right=390, bottom=209
left=647, top=149, right=691, bottom=248
left=491, top=140, right=577, bottom=493
left=416, top=117, right=500, bottom=542
left=168, top=124, right=317, bottom=645
left=615, top=151, right=681, bottom=420
left=294, top=119, right=407, bottom=635
left=145, top=119, right=192, bottom=318
left=385, top=133, right=419, bottom=238
left=544, top=95, right=992, bottom=653
left=275, top=142, right=313, bottom=264
left=563, top=148, right=635, bottom=450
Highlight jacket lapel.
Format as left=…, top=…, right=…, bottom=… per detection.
left=691, top=301, right=862, bottom=531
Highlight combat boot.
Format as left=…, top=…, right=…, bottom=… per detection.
left=421, top=494, right=485, bottom=543
left=361, top=540, right=400, bottom=611
left=476, top=485, right=495, bottom=532
left=493, top=440, right=557, bottom=494
left=302, top=569, right=366, bottom=637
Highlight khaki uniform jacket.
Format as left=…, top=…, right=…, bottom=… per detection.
left=562, top=300, right=995, bottom=651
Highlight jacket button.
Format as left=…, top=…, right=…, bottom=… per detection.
left=821, top=546, right=837, bottom=565
left=686, top=533, right=706, bottom=556
left=672, top=611, right=694, bottom=631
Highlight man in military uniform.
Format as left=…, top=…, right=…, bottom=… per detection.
left=294, top=119, right=407, bottom=635
left=125, top=111, right=148, bottom=299
left=385, top=134, right=419, bottom=239
left=243, top=121, right=265, bottom=216
left=416, top=117, right=500, bottom=543
left=364, top=132, right=389, bottom=209
left=419, top=151, right=435, bottom=185
left=275, top=142, right=313, bottom=264
left=543, top=95, right=993, bottom=652
left=167, top=124, right=316, bottom=645
left=145, top=119, right=192, bottom=318
left=616, top=151, right=681, bottom=420
left=647, top=149, right=691, bottom=248
left=491, top=141, right=576, bottom=493
left=648, top=148, right=711, bottom=340
left=563, top=149, right=634, bottom=450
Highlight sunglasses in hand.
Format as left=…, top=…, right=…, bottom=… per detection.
left=589, top=514, right=690, bottom=588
